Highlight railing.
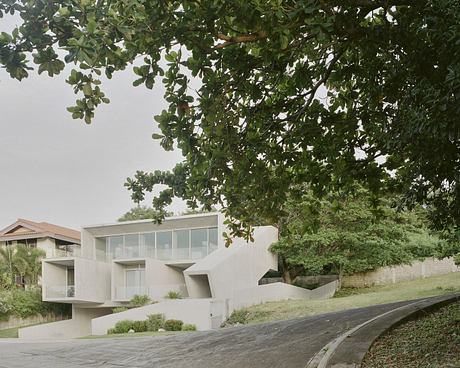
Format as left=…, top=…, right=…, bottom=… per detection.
left=113, top=284, right=188, bottom=301
left=46, top=246, right=81, bottom=258
left=114, top=286, right=147, bottom=301
left=46, top=285, right=75, bottom=298
left=109, top=246, right=212, bottom=261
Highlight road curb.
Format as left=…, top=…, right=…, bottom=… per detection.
left=305, top=292, right=460, bottom=368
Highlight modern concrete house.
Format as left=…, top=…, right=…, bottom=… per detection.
left=0, top=219, right=81, bottom=257
left=19, top=212, right=338, bottom=339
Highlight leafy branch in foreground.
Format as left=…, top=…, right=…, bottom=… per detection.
left=1, top=0, right=458, bottom=250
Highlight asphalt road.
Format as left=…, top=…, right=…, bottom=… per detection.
left=0, top=299, right=416, bottom=368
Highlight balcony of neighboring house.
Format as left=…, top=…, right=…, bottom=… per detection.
left=46, top=239, right=82, bottom=258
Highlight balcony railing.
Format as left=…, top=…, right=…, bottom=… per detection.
left=46, top=285, right=75, bottom=298
left=113, top=284, right=187, bottom=301
left=47, top=246, right=81, bottom=258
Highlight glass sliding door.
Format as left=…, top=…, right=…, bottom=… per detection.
left=209, top=227, right=218, bottom=254
left=125, top=268, right=146, bottom=299
left=157, top=231, right=172, bottom=260
left=124, top=234, right=139, bottom=258
left=191, top=229, right=208, bottom=259
left=174, top=230, right=190, bottom=260
left=140, top=232, right=155, bottom=258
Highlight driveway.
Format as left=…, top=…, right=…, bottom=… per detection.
left=0, top=299, right=420, bottom=368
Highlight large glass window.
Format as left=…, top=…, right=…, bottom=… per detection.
left=124, top=234, right=139, bottom=258
left=174, top=230, right=190, bottom=260
left=125, top=268, right=145, bottom=299
left=157, top=231, right=172, bottom=260
left=209, top=227, right=218, bottom=253
left=109, top=236, right=123, bottom=259
left=140, top=232, right=155, bottom=258
left=191, top=229, right=208, bottom=259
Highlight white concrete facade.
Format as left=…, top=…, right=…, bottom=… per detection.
left=22, top=212, right=286, bottom=338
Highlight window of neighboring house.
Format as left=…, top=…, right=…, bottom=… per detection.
left=27, top=238, right=37, bottom=248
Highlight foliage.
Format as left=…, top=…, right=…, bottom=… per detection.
left=164, top=319, right=183, bottom=331
left=226, top=309, right=250, bottom=325
left=132, top=320, right=148, bottom=332
left=146, top=313, right=165, bottom=332
left=114, top=319, right=134, bottom=334
left=129, top=294, right=151, bottom=307
left=112, top=307, right=128, bottom=314
left=0, top=288, right=71, bottom=320
left=107, top=328, right=116, bottom=335
left=270, top=187, right=446, bottom=281
left=165, top=291, right=182, bottom=299
left=181, top=323, right=197, bottom=331
left=0, top=244, right=45, bottom=289
left=362, top=302, right=460, bottom=368
left=118, top=206, right=170, bottom=222
left=1, top=0, right=458, bottom=247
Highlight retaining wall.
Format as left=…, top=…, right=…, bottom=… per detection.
left=0, top=313, right=68, bottom=331
left=342, top=257, right=459, bottom=288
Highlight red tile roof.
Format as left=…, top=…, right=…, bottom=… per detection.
left=0, top=219, right=80, bottom=242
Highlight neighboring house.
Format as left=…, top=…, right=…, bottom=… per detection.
left=0, top=219, right=81, bottom=259
left=19, top=212, right=337, bottom=339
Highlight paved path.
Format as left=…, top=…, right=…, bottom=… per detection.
left=0, top=299, right=429, bottom=368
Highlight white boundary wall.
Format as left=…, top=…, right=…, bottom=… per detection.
left=232, top=281, right=339, bottom=311
left=342, top=257, right=460, bottom=287
left=91, top=299, right=219, bottom=335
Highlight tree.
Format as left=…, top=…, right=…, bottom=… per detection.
left=271, top=186, right=446, bottom=284
left=0, top=244, right=45, bottom=288
left=118, top=206, right=167, bottom=222
left=1, top=0, right=458, bottom=248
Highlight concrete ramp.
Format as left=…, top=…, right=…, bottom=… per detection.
left=184, top=226, right=278, bottom=300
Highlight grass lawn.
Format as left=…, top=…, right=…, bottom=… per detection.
left=226, top=272, right=460, bottom=325
left=0, top=327, right=18, bottom=338
left=80, top=331, right=187, bottom=339
left=362, top=301, right=460, bottom=367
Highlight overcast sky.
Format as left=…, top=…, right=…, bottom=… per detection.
left=0, top=17, right=187, bottom=231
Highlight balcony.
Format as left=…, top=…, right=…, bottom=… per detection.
left=113, top=284, right=188, bottom=301
left=46, top=285, right=75, bottom=298
left=46, top=246, right=81, bottom=258
left=114, top=286, right=147, bottom=301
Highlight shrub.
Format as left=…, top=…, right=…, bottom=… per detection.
left=181, top=324, right=197, bottom=331
left=112, top=307, right=128, bottom=313
left=165, top=291, right=182, bottom=299
left=107, top=328, right=116, bottom=335
left=147, top=313, right=165, bottom=331
left=227, top=309, right=250, bottom=325
left=129, top=294, right=151, bottom=307
left=164, top=319, right=183, bottom=331
left=114, top=319, right=134, bottom=334
left=133, top=320, right=148, bottom=332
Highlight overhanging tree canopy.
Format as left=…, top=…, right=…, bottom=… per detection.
left=1, top=0, right=458, bottom=243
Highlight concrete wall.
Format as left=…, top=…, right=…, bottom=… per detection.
left=184, top=226, right=278, bottom=300
left=342, top=257, right=460, bottom=287
left=91, top=299, right=217, bottom=335
left=0, top=313, right=68, bottom=331
left=75, top=258, right=111, bottom=302
left=145, top=259, right=187, bottom=299
left=294, top=275, right=339, bottom=287
left=19, top=306, right=112, bottom=340
left=232, top=281, right=339, bottom=311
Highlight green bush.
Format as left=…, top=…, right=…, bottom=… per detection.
left=181, top=323, right=197, bottom=331
left=114, top=319, right=134, bottom=334
left=147, top=313, right=165, bottom=331
left=165, top=291, right=182, bottom=299
left=129, top=294, right=151, bottom=307
left=133, top=320, right=148, bottom=332
left=112, top=307, right=128, bottom=313
left=164, top=319, right=183, bottom=331
left=227, top=309, right=250, bottom=325
left=107, top=328, right=116, bottom=334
